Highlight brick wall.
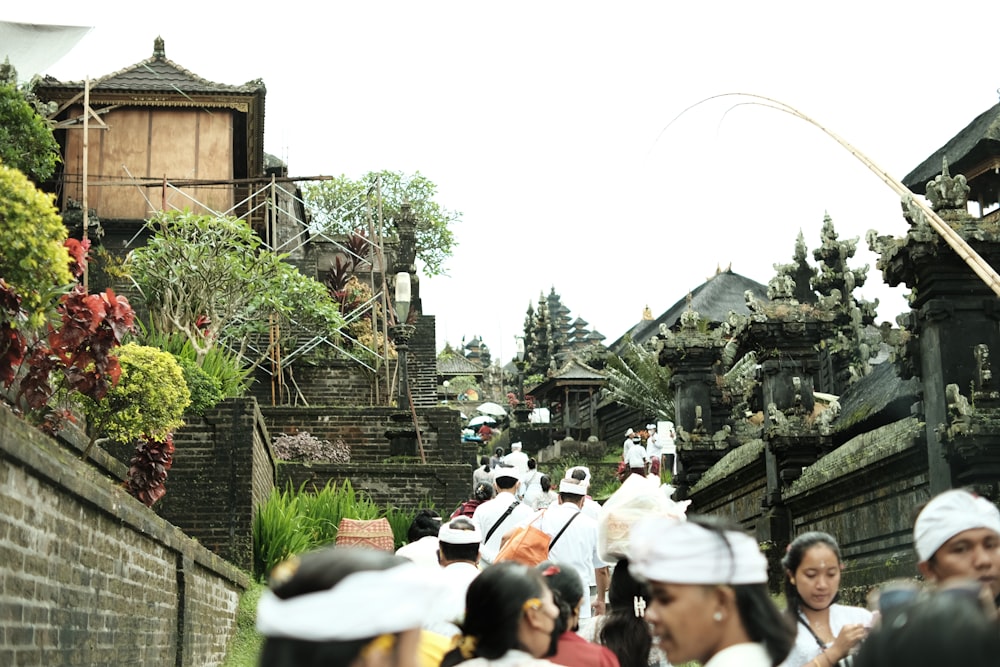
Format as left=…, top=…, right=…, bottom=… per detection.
left=259, top=405, right=474, bottom=465
left=156, top=398, right=275, bottom=571
left=279, top=461, right=473, bottom=515
left=249, top=360, right=377, bottom=408
left=0, top=404, right=248, bottom=667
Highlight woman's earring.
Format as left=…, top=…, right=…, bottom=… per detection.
left=713, top=611, right=724, bottom=622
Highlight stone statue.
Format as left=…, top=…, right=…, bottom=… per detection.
left=767, top=402, right=787, bottom=427
left=926, top=159, right=971, bottom=211
left=944, top=383, right=972, bottom=436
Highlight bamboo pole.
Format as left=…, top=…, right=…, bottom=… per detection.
left=82, top=77, right=89, bottom=292
left=664, top=93, right=1000, bottom=297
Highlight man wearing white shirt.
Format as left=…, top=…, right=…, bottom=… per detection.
left=423, top=517, right=483, bottom=637
left=524, top=477, right=609, bottom=620
left=563, top=466, right=601, bottom=521
left=622, top=428, right=635, bottom=460
left=625, top=437, right=648, bottom=477
left=471, top=465, right=533, bottom=565
left=503, top=441, right=530, bottom=475
left=645, top=423, right=662, bottom=476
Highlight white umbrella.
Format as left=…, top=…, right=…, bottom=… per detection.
left=468, top=415, right=498, bottom=427
left=476, top=401, right=508, bottom=417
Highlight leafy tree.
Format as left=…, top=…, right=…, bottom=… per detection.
left=126, top=211, right=344, bottom=366
left=78, top=342, right=191, bottom=448
left=603, top=336, right=674, bottom=421
left=303, top=170, right=459, bottom=276
left=0, top=62, right=60, bottom=183
left=0, top=162, right=72, bottom=324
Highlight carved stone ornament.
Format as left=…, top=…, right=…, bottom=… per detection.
left=925, top=159, right=970, bottom=212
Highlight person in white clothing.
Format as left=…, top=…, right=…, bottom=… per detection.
left=563, top=466, right=601, bottom=520
left=622, top=428, right=636, bottom=460
left=395, top=509, right=443, bottom=569
left=519, top=477, right=610, bottom=621
left=630, top=515, right=796, bottom=667
left=504, top=441, right=530, bottom=475
left=661, top=422, right=677, bottom=477
left=472, top=465, right=534, bottom=565
left=519, top=458, right=544, bottom=502
left=625, top=438, right=648, bottom=478
left=424, top=517, right=484, bottom=638
left=778, top=532, right=872, bottom=667
left=645, top=424, right=662, bottom=476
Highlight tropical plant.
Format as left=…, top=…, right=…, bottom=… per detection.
left=0, top=66, right=60, bottom=183
left=604, top=335, right=674, bottom=421
left=134, top=321, right=252, bottom=399
left=77, top=342, right=191, bottom=456
left=303, top=170, right=459, bottom=277
left=174, top=356, right=224, bottom=415
left=125, top=433, right=175, bottom=507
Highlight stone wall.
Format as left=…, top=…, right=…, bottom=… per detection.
left=687, top=418, right=928, bottom=604
left=249, top=360, right=377, bottom=408
left=156, top=398, right=275, bottom=571
left=0, top=404, right=248, bottom=667
left=279, top=461, right=473, bottom=514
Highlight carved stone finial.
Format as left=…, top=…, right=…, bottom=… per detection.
left=154, top=36, right=165, bottom=60
left=925, top=158, right=970, bottom=211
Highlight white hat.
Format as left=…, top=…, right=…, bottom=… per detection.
left=256, top=561, right=445, bottom=641
left=914, top=489, right=1000, bottom=562
left=625, top=428, right=635, bottom=436
left=559, top=478, right=587, bottom=495
left=492, top=465, right=522, bottom=483
left=630, top=518, right=768, bottom=585
left=439, top=518, right=482, bottom=545
left=646, top=424, right=656, bottom=430
left=564, top=466, right=591, bottom=488
left=511, top=441, right=523, bottom=450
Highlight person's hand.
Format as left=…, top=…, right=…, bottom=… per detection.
left=830, top=623, right=868, bottom=661
left=593, top=597, right=606, bottom=617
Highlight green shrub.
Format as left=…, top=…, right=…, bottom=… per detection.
left=136, top=322, right=252, bottom=398
left=175, top=356, right=223, bottom=415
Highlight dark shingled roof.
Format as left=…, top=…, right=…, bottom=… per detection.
left=608, top=269, right=769, bottom=352
left=831, top=360, right=921, bottom=443
left=902, top=101, right=1000, bottom=195
left=38, top=36, right=264, bottom=96
left=438, top=355, right=484, bottom=376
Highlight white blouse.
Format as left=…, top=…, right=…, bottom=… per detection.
left=779, top=604, right=873, bottom=667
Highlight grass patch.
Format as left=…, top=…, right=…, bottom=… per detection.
left=222, top=580, right=266, bottom=667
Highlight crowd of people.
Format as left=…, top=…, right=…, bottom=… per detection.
left=255, top=451, right=1000, bottom=667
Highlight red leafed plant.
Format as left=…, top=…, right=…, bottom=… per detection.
left=126, top=433, right=175, bottom=507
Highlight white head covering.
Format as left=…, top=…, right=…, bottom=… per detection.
left=630, top=517, right=768, bottom=585
left=492, top=465, right=522, bottom=483
left=256, top=561, right=444, bottom=641
left=914, top=489, right=1000, bottom=562
left=646, top=423, right=656, bottom=430
left=559, top=478, right=587, bottom=495
left=511, top=441, right=523, bottom=450
left=625, top=428, right=635, bottom=436
left=564, top=465, right=592, bottom=488
left=439, top=518, right=482, bottom=545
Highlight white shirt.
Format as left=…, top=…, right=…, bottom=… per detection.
left=472, top=491, right=534, bottom=564
left=519, top=469, right=543, bottom=500
left=623, top=437, right=634, bottom=459
left=626, top=443, right=648, bottom=468
left=662, top=430, right=677, bottom=455
left=395, top=535, right=440, bottom=569
left=424, top=561, right=481, bottom=637
left=504, top=449, right=530, bottom=475
left=779, top=604, right=873, bottom=667
left=524, top=501, right=608, bottom=619
left=646, top=431, right=662, bottom=458
left=705, top=643, right=772, bottom=667
left=460, top=649, right=558, bottom=666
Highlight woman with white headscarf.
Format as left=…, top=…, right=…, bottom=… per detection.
left=256, top=546, right=445, bottom=667
left=629, top=515, right=795, bottom=667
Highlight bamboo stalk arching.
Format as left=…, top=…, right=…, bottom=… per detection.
left=656, top=93, right=1000, bottom=298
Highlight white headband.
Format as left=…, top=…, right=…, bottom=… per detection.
left=564, top=466, right=591, bottom=487
left=492, top=465, right=522, bottom=483
left=630, top=518, right=768, bottom=585
left=256, top=562, right=444, bottom=641
left=559, top=478, right=587, bottom=495
left=914, top=489, right=1000, bottom=562
left=439, top=520, right=482, bottom=545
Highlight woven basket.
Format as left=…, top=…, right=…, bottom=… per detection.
left=335, top=517, right=395, bottom=551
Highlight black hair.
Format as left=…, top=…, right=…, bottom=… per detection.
left=599, top=558, right=653, bottom=667
left=473, top=482, right=495, bottom=502
left=537, top=559, right=582, bottom=633
left=781, top=531, right=843, bottom=622
left=540, top=475, right=552, bottom=493
left=440, top=562, right=548, bottom=666
left=258, top=546, right=408, bottom=667
left=687, top=515, right=796, bottom=667
left=855, top=589, right=1000, bottom=667
left=407, top=509, right=442, bottom=543
left=558, top=491, right=584, bottom=504
left=528, top=458, right=537, bottom=470
left=570, top=468, right=587, bottom=482
left=495, top=447, right=503, bottom=456
left=480, top=456, right=490, bottom=471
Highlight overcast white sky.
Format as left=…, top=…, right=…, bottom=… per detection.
left=6, top=1, right=1000, bottom=364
